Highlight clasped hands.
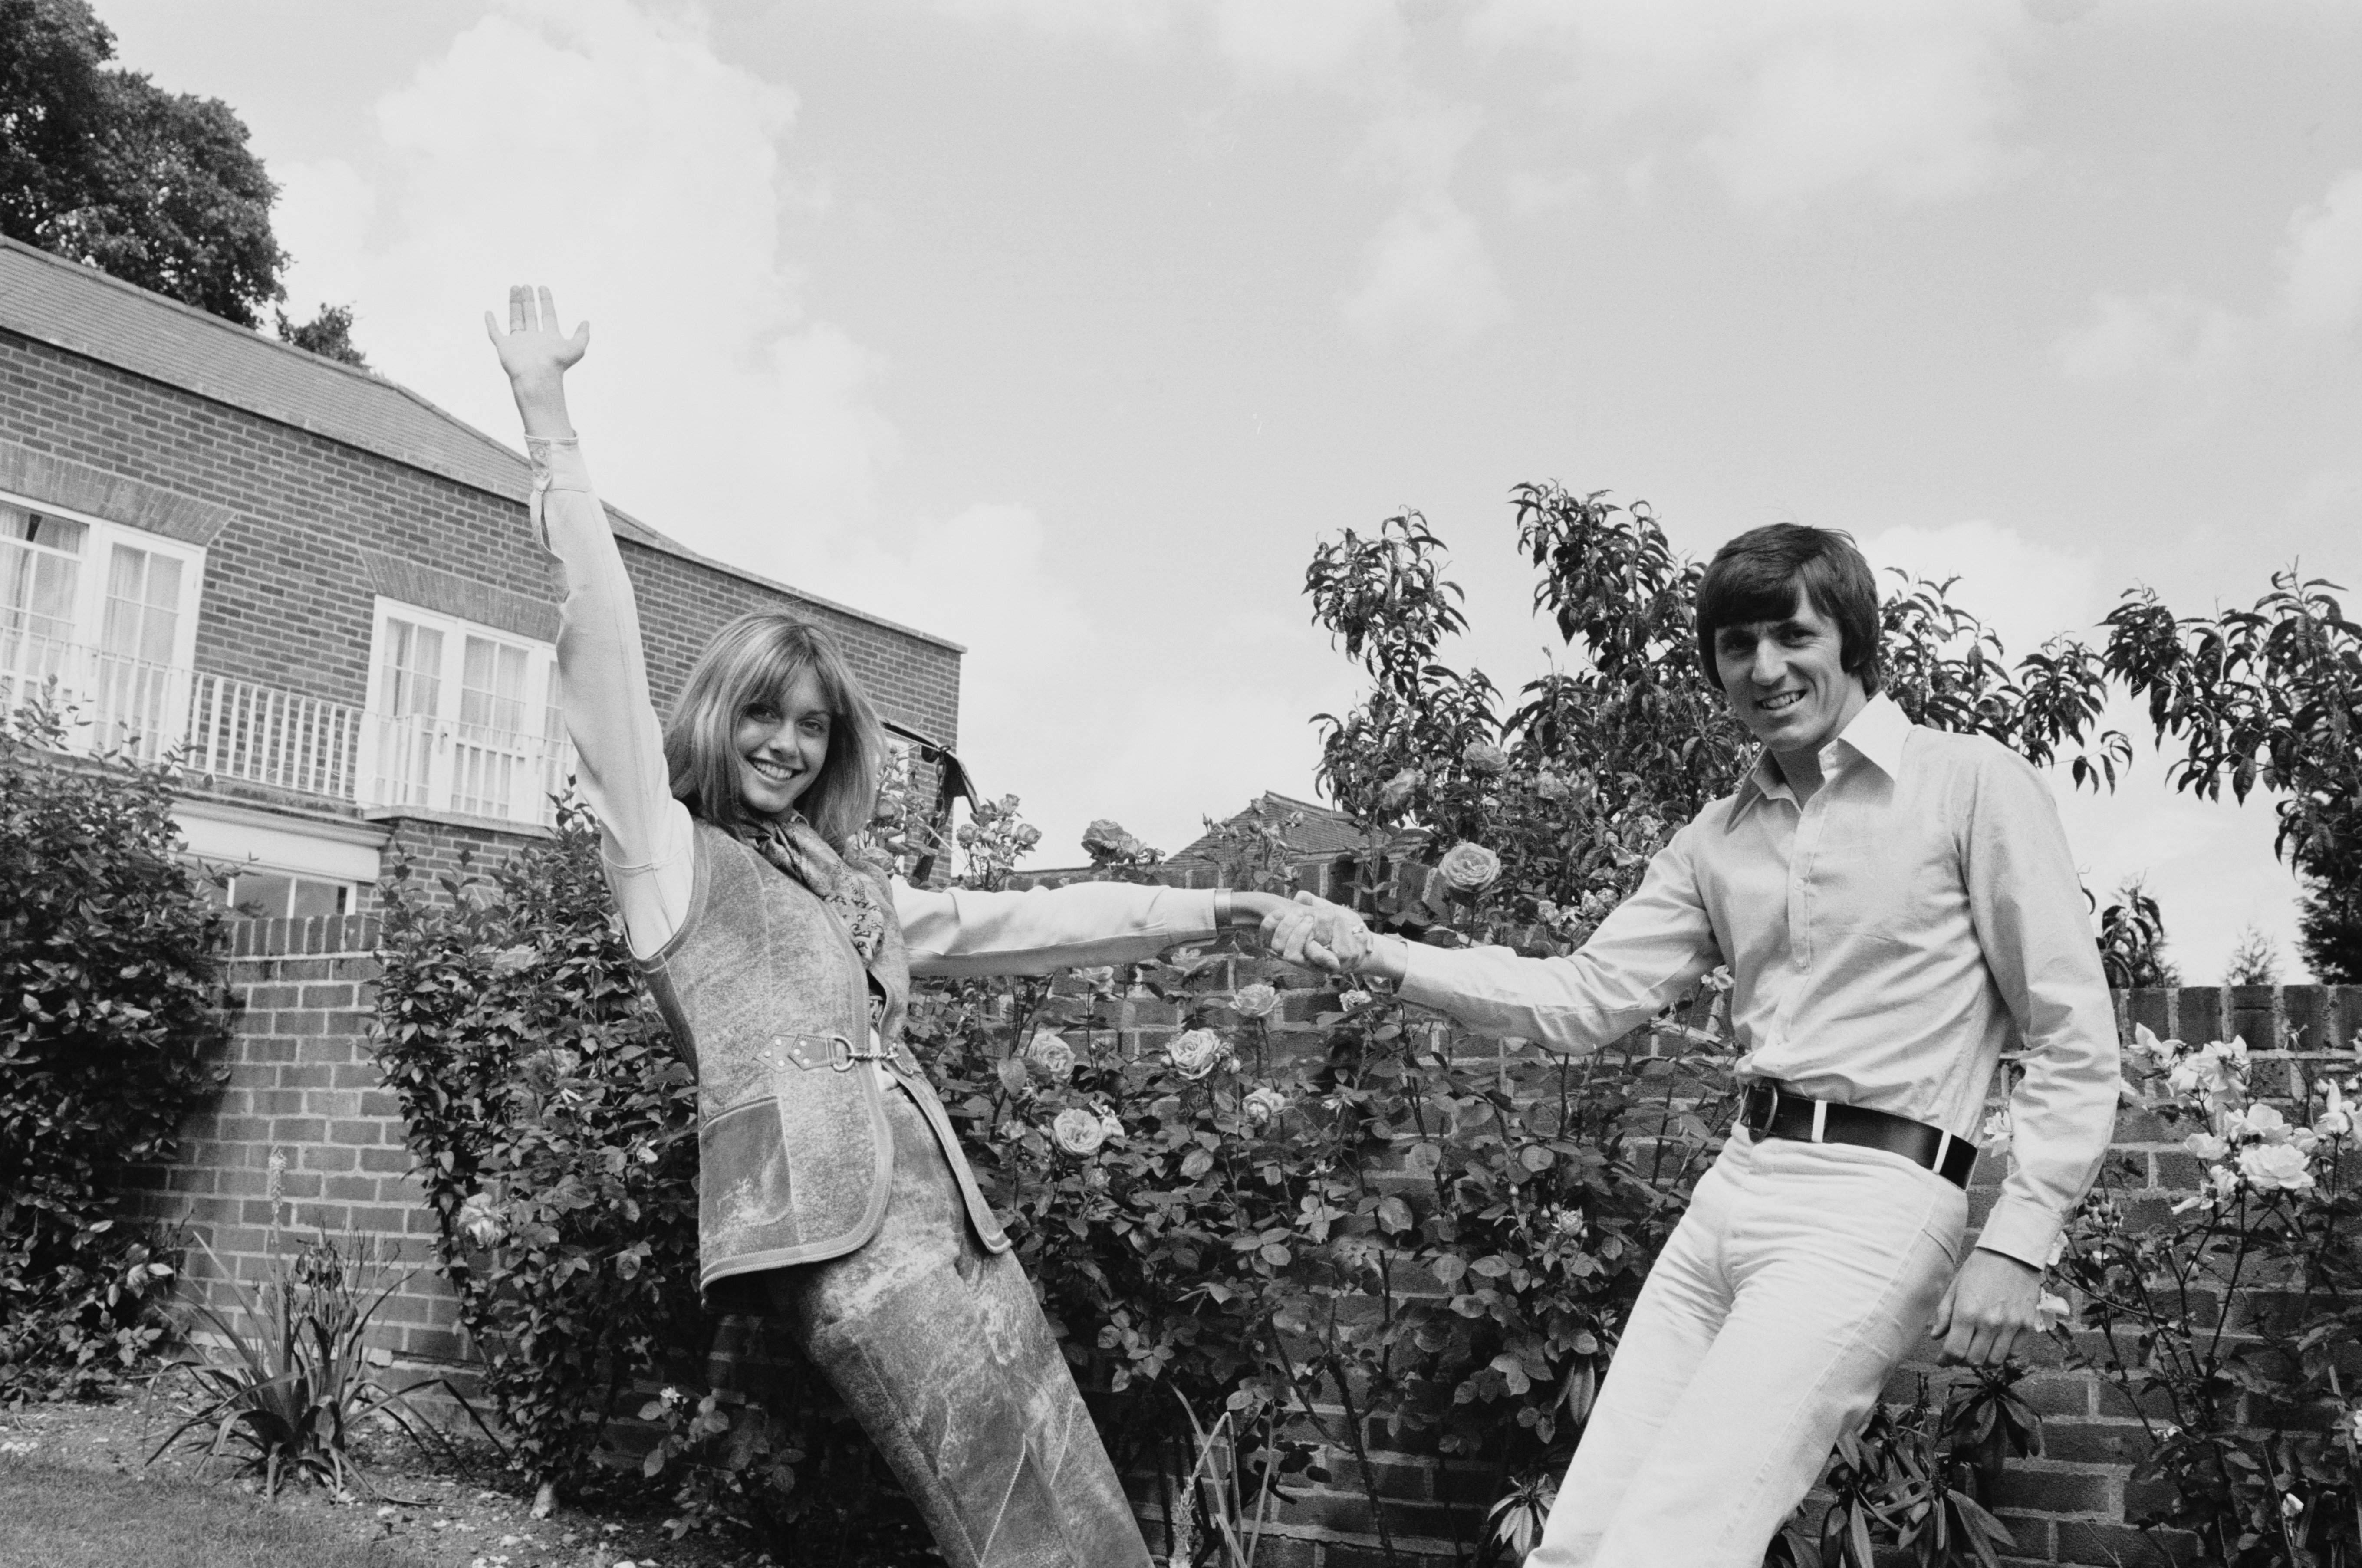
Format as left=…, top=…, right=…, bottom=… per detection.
left=1230, top=890, right=1398, bottom=981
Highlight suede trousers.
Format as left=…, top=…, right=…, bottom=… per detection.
left=1527, top=1128, right=1969, bottom=1568
left=763, top=1081, right=1151, bottom=1568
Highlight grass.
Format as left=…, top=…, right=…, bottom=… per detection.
left=0, top=1452, right=434, bottom=1568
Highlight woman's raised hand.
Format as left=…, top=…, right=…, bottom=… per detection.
left=484, top=284, right=588, bottom=437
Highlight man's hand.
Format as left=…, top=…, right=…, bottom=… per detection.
left=484, top=284, right=589, bottom=437
left=1930, top=1249, right=2044, bottom=1367
left=1262, top=891, right=1384, bottom=976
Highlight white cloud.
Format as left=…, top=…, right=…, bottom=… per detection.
left=1206, top=0, right=1405, bottom=83
left=931, top=0, right=1176, bottom=46
left=935, top=0, right=1403, bottom=78
left=1860, top=518, right=2105, bottom=654
left=2049, top=292, right=2253, bottom=424
left=1339, top=193, right=1511, bottom=349
left=1471, top=0, right=2030, bottom=210
left=2052, top=167, right=2362, bottom=425
left=273, top=0, right=894, bottom=558
left=2281, top=168, right=2362, bottom=335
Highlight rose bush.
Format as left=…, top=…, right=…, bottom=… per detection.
left=2050, top=1025, right=2361, bottom=1568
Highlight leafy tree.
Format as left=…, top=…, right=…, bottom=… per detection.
left=2222, top=922, right=2282, bottom=989
left=275, top=302, right=368, bottom=369
left=0, top=696, right=230, bottom=1399
left=2096, top=876, right=2180, bottom=989
left=2099, top=572, right=2362, bottom=983
left=0, top=0, right=285, bottom=325
left=1309, top=486, right=2128, bottom=954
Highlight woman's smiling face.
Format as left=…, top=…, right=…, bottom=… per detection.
left=734, top=667, right=832, bottom=818
left=1712, top=588, right=1868, bottom=761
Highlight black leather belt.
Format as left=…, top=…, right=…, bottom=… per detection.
left=1740, top=1081, right=1978, bottom=1189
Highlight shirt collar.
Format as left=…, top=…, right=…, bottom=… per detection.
left=1726, top=692, right=1910, bottom=825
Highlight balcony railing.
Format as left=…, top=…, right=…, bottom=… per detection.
left=0, top=633, right=567, bottom=828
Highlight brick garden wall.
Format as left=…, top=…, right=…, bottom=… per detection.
left=124, top=914, right=465, bottom=1372
left=124, top=910, right=2362, bottom=1567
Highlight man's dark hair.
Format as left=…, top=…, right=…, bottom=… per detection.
left=1694, top=523, right=1883, bottom=694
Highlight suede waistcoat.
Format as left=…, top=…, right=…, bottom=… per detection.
left=640, top=820, right=1011, bottom=1290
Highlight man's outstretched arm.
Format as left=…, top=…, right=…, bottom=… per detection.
left=1266, top=826, right=1723, bottom=1056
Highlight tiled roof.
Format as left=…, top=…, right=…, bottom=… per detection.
left=0, top=236, right=960, bottom=651
left=1169, top=791, right=1387, bottom=863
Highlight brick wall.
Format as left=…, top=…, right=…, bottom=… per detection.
left=126, top=914, right=465, bottom=1372
left=122, top=917, right=2362, bottom=1565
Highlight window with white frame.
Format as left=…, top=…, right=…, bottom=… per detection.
left=0, top=492, right=204, bottom=756
left=361, top=598, right=566, bottom=826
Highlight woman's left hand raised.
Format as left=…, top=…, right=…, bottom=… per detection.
left=484, top=284, right=589, bottom=435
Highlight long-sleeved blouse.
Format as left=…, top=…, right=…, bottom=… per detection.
left=525, top=435, right=1220, bottom=969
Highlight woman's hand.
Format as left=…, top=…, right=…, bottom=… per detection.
left=484, top=284, right=589, bottom=439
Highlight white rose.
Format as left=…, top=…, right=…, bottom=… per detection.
left=1339, top=989, right=1372, bottom=1012
left=1462, top=739, right=1508, bottom=776
left=1231, top=983, right=1280, bottom=1020
left=2185, top=1132, right=2230, bottom=1162
left=1436, top=842, right=1503, bottom=897
left=1053, top=1107, right=1109, bottom=1157
left=2035, top=1292, right=2073, bottom=1331
left=1098, top=1109, right=1125, bottom=1144
left=1980, top=1110, right=2013, bottom=1148
left=1242, top=1085, right=1288, bottom=1128
left=1167, top=1029, right=1232, bottom=1082
left=2237, top=1103, right=2289, bottom=1143
left=2238, top=1142, right=2314, bottom=1194
left=457, top=1190, right=506, bottom=1249
left=2314, top=1082, right=2353, bottom=1139
left=1376, top=768, right=1423, bottom=814
left=1026, top=1032, right=1077, bottom=1082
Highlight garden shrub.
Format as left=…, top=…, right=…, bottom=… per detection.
left=0, top=697, right=228, bottom=1401
left=2052, top=1027, right=2361, bottom=1566
left=373, top=805, right=704, bottom=1491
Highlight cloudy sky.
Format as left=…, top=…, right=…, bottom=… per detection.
left=105, top=0, right=2360, bottom=980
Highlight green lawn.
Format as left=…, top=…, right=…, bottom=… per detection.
left=0, top=1453, right=434, bottom=1568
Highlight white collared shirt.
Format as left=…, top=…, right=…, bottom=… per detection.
left=1399, top=693, right=2120, bottom=1269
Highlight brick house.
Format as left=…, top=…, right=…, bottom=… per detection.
left=0, top=233, right=963, bottom=913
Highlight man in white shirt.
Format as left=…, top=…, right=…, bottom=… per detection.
left=1265, top=523, right=2120, bottom=1568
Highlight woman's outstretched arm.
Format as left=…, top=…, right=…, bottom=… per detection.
left=487, top=285, right=692, bottom=957
left=896, top=884, right=1292, bottom=977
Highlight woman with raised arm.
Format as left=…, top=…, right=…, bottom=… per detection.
left=487, top=286, right=1281, bottom=1568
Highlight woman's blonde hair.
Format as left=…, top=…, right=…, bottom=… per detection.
left=664, top=613, right=885, bottom=850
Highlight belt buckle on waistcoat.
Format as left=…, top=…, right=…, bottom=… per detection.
left=763, top=1033, right=858, bottom=1072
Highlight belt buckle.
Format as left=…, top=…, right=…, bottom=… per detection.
left=827, top=1034, right=859, bottom=1072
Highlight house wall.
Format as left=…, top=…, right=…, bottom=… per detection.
left=0, top=329, right=961, bottom=735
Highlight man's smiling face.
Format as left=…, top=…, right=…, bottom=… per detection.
left=1713, top=586, right=1869, bottom=762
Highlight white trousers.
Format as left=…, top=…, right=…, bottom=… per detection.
left=1527, top=1128, right=1969, bottom=1568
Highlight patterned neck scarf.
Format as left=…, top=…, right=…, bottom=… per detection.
left=746, top=814, right=890, bottom=965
